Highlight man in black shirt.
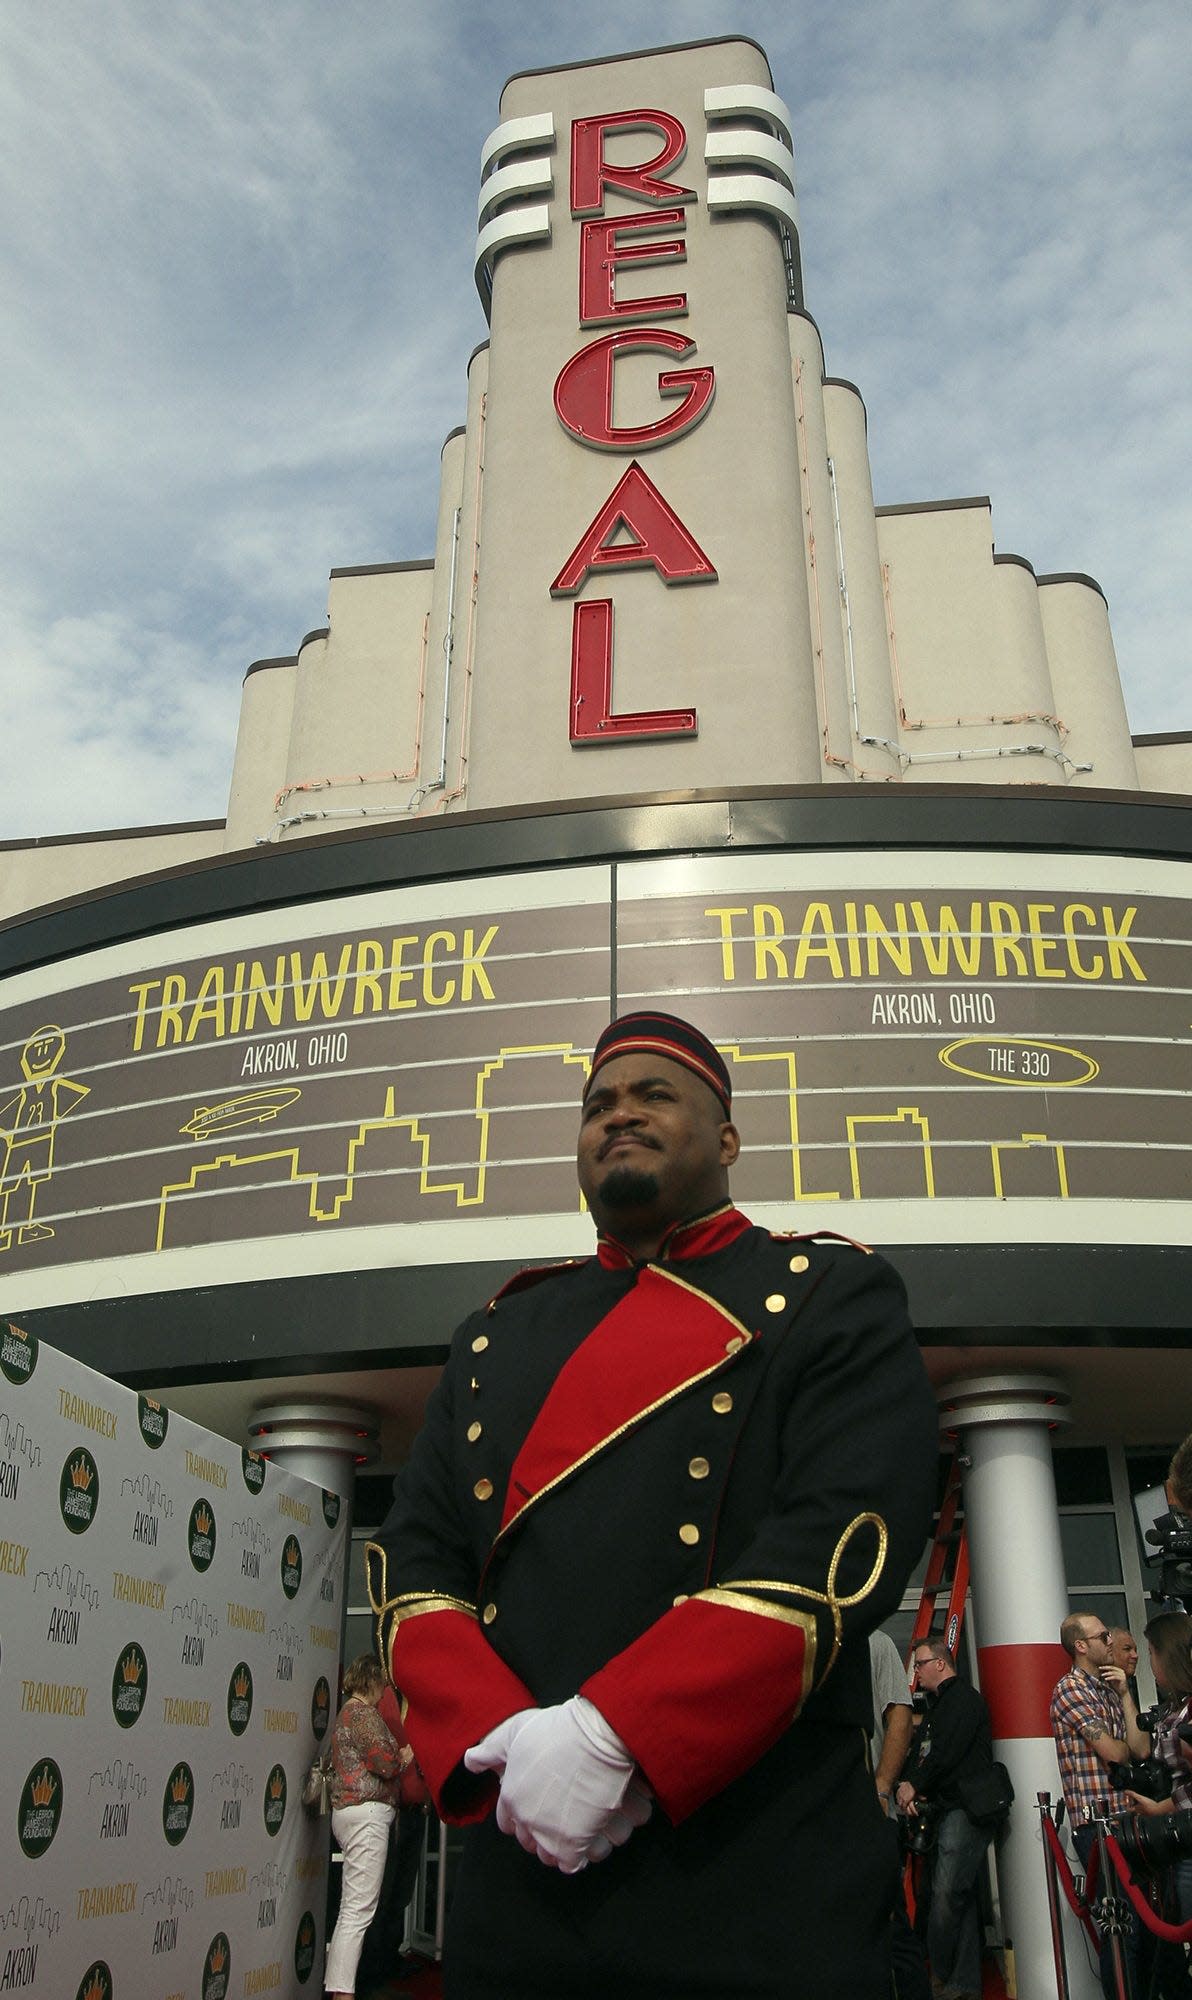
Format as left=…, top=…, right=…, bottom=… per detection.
left=896, top=1638, right=994, bottom=2000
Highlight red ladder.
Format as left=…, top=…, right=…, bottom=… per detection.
left=901, top=1450, right=1010, bottom=2000
left=908, top=1445, right=969, bottom=1662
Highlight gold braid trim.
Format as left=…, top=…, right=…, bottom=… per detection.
left=365, top=1545, right=479, bottom=1682
left=717, top=1510, right=889, bottom=1691
left=364, top=1541, right=390, bottom=1617
left=388, top=1593, right=480, bottom=1624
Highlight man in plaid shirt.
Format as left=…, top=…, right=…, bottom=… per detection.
left=1050, top=1610, right=1152, bottom=1994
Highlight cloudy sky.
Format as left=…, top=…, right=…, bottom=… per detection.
left=1, top=0, right=1187, bottom=842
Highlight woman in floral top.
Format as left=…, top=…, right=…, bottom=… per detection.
left=325, top=1654, right=411, bottom=1999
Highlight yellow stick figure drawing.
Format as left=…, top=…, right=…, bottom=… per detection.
left=0, top=1026, right=89, bottom=1251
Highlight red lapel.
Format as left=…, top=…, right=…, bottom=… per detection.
left=495, top=1265, right=755, bottom=1539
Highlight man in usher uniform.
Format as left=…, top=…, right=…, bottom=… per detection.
left=369, top=1011, right=938, bottom=1997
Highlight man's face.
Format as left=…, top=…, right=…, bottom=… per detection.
left=911, top=1650, right=949, bottom=1695
left=1109, top=1631, right=1138, bottom=1676
left=1077, top=1620, right=1114, bottom=1671
left=577, top=1051, right=739, bottom=1237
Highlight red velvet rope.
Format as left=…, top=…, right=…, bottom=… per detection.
left=1041, top=1816, right=1101, bottom=1946
left=1102, top=1831, right=1192, bottom=1944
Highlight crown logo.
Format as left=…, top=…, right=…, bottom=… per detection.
left=298, top=1916, right=314, bottom=1945
left=171, top=1768, right=191, bottom=1804
left=314, top=1684, right=328, bottom=1711
left=194, top=1503, right=212, bottom=1536
left=268, top=1771, right=284, bottom=1799
left=284, top=1538, right=299, bottom=1566
left=209, top=1939, right=226, bottom=1972
left=30, top=1765, right=57, bottom=1807
left=83, top=1973, right=108, bottom=2000
left=121, top=1649, right=144, bottom=1685
left=233, top=1668, right=250, bottom=1698
left=70, top=1454, right=94, bottom=1491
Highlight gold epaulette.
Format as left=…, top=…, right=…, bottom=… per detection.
left=768, top=1228, right=874, bottom=1256
left=485, top=1258, right=589, bottom=1310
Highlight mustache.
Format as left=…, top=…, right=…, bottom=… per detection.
left=597, top=1132, right=660, bottom=1162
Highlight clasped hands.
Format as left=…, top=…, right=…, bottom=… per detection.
left=464, top=1696, right=653, bottom=1874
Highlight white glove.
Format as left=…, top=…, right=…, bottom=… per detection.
left=465, top=1696, right=652, bottom=1873
left=462, top=1706, right=537, bottom=1783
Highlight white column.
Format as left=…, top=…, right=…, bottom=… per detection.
left=246, top=1399, right=380, bottom=1499
left=938, top=1374, right=1098, bottom=2000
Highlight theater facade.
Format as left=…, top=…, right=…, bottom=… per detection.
left=1, top=37, right=1188, bottom=2000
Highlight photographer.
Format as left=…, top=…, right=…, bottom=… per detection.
left=895, top=1640, right=994, bottom=2000
left=1050, top=1612, right=1153, bottom=1996
left=1122, top=1612, right=1192, bottom=1920
left=1167, top=1436, right=1192, bottom=1519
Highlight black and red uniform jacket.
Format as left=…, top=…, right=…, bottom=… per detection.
left=367, top=1204, right=937, bottom=1828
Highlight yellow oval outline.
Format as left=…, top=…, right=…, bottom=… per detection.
left=938, top=1037, right=1099, bottom=1088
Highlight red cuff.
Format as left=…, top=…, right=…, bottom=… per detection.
left=391, top=1608, right=535, bottom=1824
left=581, top=1594, right=811, bottom=1823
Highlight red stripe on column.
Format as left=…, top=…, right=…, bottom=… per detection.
left=977, top=1641, right=1070, bottom=1738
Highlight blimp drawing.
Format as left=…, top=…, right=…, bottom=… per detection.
left=181, top=1086, right=303, bottom=1139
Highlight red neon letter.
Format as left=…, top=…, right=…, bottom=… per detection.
left=550, top=462, right=717, bottom=596
left=570, top=600, right=697, bottom=744
left=579, top=210, right=688, bottom=324
left=571, top=110, right=694, bottom=215
left=554, top=332, right=715, bottom=452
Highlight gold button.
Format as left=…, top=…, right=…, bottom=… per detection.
left=688, top=1457, right=710, bottom=1480
left=789, top=1254, right=810, bottom=1273
left=724, top=1334, right=747, bottom=1354
left=467, top=1422, right=482, bottom=1443
left=474, top=1478, right=493, bottom=1501
left=470, top=1378, right=480, bottom=1394
left=679, top=1523, right=700, bottom=1546
left=712, top=1391, right=733, bottom=1414
left=673, top=1594, right=689, bottom=1607
left=471, top=1334, right=489, bottom=1353
left=482, top=1603, right=497, bottom=1625
left=765, top=1293, right=786, bottom=1314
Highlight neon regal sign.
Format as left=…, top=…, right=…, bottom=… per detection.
left=550, top=111, right=718, bottom=745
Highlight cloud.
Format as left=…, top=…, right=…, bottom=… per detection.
left=0, top=591, right=237, bottom=835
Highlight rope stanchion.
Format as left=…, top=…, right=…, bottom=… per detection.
left=1040, top=1815, right=1101, bottom=1946
left=1102, top=1830, right=1192, bottom=1944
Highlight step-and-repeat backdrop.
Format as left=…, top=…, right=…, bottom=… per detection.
left=0, top=1318, right=347, bottom=2000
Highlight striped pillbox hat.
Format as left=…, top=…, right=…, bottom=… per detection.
left=584, top=1011, right=732, bottom=1116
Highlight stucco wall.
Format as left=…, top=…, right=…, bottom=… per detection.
left=1133, top=736, right=1192, bottom=795
left=0, top=823, right=226, bottom=920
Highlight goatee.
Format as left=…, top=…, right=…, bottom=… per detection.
left=598, top=1166, right=660, bottom=1210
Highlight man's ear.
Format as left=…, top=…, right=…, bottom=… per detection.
left=719, top=1122, right=741, bottom=1168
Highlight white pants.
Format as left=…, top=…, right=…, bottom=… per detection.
left=325, top=1801, right=395, bottom=1994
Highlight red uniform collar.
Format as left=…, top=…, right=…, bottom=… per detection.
left=596, top=1202, right=752, bottom=1269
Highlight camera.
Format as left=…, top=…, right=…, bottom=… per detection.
left=1108, top=1758, right=1173, bottom=1803
left=1112, top=1807, right=1192, bottom=1876
left=898, top=1799, right=943, bottom=1857
left=1141, top=1504, right=1192, bottom=1610
left=1146, top=1511, right=1192, bottom=1562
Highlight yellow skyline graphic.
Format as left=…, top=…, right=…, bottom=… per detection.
left=155, top=1045, right=592, bottom=1250
left=154, top=1037, right=1086, bottom=1249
